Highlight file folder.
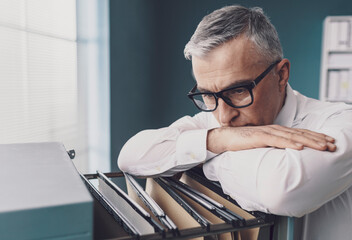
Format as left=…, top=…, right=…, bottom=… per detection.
left=125, top=173, right=177, bottom=232
left=154, top=177, right=211, bottom=231
left=162, top=177, right=245, bottom=226
left=83, top=170, right=274, bottom=239
left=97, top=171, right=164, bottom=235
left=80, top=173, right=140, bottom=236
left=182, top=168, right=275, bottom=240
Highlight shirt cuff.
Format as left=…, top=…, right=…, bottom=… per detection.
left=206, top=150, right=218, bottom=159
left=175, top=129, right=211, bottom=166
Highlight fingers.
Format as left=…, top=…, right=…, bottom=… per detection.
left=261, top=133, right=305, bottom=150
left=327, top=142, right=337, bottom=152
left=268, top=125, right=333, bottom=142
left=291, top=128, right=336, bottom=152
left=264, top=125, right=336, bottom=152
left=208, top=125, right=337, bottom=153
left=291, top=128, right=335, bottom=143
left=269, top=128, right=327, bottom=150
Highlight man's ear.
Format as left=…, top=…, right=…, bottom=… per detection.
left=277, top=59, right=290, bottom=92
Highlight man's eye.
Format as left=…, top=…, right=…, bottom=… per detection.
left=229, top=87, right=247, bottom=95
left=202, top=93, right=213, bottom=98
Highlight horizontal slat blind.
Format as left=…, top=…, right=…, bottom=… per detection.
left=0, top=0, right=86, bottom=170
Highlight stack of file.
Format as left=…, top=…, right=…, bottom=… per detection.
left=82, top=169, right=274, bottom=240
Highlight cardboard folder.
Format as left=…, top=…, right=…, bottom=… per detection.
left=126, top=171, right=261, bottom=240
left=127, top=178, right=204, bottom=240
left=163, top=177, right=239, bottom=240
left=180, top=173, right=259, bottom=240
left=127, top=178, right=246, bottom=240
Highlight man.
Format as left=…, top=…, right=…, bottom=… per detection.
left=118, top=5, right=352, bottom=239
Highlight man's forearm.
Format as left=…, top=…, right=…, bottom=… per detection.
left=207, top=125, right=336, bottom=154
left=118, top=114, right=217, bottom=177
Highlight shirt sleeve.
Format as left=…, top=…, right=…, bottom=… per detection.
left=118, top=112, right=218, bottom=177
left=203, top=110, right=352, bottom=217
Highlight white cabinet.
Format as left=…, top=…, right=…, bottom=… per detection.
left=320, top=16, right=352, bottom=103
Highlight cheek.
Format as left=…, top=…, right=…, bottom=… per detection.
left=243, top=104, right=267, bottom=124
left=250, top=90, right=280, bottom=124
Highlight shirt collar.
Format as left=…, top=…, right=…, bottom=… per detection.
left=273, top=84, right=297, bottom=127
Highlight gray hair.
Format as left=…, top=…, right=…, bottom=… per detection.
left=184, top=5, right=283, bottom=62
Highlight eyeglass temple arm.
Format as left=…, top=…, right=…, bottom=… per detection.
left=188, top=84, right=198, bottom=94
left=253, top=60, right=281, bottom=86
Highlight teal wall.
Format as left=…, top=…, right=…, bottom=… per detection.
left=110, top=0, right=352, bottom=170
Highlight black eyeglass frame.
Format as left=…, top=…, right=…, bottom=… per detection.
left=187, top=60, right=281, bottom=112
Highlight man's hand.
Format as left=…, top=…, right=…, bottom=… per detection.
left=207, top=125, right=336, bottom=154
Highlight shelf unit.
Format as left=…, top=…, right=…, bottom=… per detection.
left=320, top=16, right=352, bottom=103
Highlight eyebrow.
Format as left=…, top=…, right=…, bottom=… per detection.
left=197, top=79, right=253, bottom=93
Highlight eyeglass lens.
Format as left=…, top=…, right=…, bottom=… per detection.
left=193, top=86, right=252, bottom=111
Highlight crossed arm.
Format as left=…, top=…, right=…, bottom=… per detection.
left=207, top=124, right=336, bottom=154
left=203, top=122, right=352, bottom=216
left=118, top=112, right=352, bottom=216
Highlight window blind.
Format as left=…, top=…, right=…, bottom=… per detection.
left=0, top=0, right=87, bottom=170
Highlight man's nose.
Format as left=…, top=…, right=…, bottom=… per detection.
left=217, top=98, right=239, bottom=127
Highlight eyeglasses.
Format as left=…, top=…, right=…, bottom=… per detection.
left=187, top=60, right=281, bottom=112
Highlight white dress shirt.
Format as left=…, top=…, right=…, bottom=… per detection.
left=118, top=85, right=352, bottom=240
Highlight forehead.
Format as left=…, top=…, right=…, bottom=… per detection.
left=192, top=37, right=266, bottom=91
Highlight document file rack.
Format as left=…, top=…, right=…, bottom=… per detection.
left=320, top=16, right=352, bottom=103
left=81, top=169, right=276, bottom=240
